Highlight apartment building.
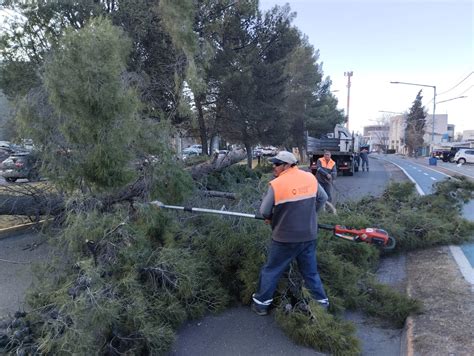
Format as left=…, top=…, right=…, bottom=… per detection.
left=363, top=125, right=389, bottom=152
left=388, top=114, right=449, bottom=154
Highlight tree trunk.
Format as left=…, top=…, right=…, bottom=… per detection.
left=195, top=94, right=209, bottom=155
left=297, top=144, right=306, bottom=165
left=0, top=152, right=247, bottom=216
left=244, top=142, right=252, bottom=168
left=188, top=148, right=246, bottom=180
left=0, top=194, right=64, bottom=216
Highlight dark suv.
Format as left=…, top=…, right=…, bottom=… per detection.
left=0, top=152, right=40, bottom=182
left=441, top=147, right=470, bottom=162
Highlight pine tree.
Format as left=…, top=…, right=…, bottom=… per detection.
left=41, top=17, right=140, bottom=191
left=405, top=90, right=427, bottom=156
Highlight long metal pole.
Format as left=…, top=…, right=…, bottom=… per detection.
left=150, top=201, right=264, bottom=220
left=432, top=86, right=436, bottom=143
left=344, top=71, right=353, bottom=130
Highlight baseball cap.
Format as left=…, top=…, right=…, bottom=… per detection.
left=269, top=151, right=298, bottom=165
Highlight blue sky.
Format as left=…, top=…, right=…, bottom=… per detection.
left=260, top=0, right=473, bottom=134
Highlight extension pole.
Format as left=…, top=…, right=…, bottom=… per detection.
left=150, top=201, right=264, bottom=220
left=151, top=201, right=334, bottom=230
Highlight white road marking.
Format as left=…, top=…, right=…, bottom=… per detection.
left=423, top=173, right=428, bottom=176
left=384, top=160, right=425, bottom=195
left=449, top=246, right=474, bottom=289
left=430, top=177, right=436, bottom=181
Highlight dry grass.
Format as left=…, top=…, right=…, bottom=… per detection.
left=408, top=246, right=474, bottom=355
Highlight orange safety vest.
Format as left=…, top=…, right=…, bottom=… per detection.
left=271, top=167, right=318, bottom=205
left=317, top=157, right=336, bottom=170
left=269, top=166, right=319, bottom=243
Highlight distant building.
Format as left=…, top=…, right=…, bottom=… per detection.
left=446, top=124, right=455, bottom=141
left=423, top=114, right=448, bottom=146
left=363, top=125, right=389, bottom=152
left=388, top=114, right=451, bottom=155
left=388, top=115, right=406, bottom=153
left=463, top=130, right=474, bottom=141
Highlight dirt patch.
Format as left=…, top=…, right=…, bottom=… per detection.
left=407, top=246, right=474, bottom=355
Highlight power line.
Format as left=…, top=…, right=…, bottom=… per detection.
left=437, top=71, right=473, bottom=96
left=458, top=85, right=473, bottom=96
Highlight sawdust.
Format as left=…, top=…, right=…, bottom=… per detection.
left=407, top=246, right=474, bottom=355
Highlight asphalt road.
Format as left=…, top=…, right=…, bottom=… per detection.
left=0, top=230, right=49, bottom=317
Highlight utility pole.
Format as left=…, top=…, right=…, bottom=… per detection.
left=344, top=71, right=353, bottom=130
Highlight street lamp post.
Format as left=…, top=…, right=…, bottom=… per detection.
left=390, top=81, right=437, bottom=144
left=345, top=71, right=353, bottom=130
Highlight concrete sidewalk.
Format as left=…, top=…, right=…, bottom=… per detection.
left=403, top=246, right=474, bottom=355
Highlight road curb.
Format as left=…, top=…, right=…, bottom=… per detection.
left=400, top=279, right=415, bottom=356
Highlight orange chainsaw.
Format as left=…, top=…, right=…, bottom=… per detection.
left=318, top=224, right=396, bottom=250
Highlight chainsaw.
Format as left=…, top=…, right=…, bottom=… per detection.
left=317, top=224, right=396, bottom=250
left=150, top=201, right=396, bottom=250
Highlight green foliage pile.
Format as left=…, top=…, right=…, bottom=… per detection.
left=21, top=209, right=229, bottom=355
left=5, top=169, right=473, bottom=355
left=324, top=178, right=474, bottom=251
left=275, top=302, right=360, bottom=355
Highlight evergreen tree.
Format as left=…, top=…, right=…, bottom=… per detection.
left=283, top=37, right=344, bottom=161
left=0, top=0, right=188, bottom=121
left=211, top=3, right=299, bottom=166
left=405, top=90, right=426, bottom=156
left=20, top=17, right=140, bottom=191
left=0, top=0, right=107, bottom=98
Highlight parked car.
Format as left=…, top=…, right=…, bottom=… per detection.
left=0, top=151, right=40, bottom=182
left=189, top=144, right=203, bottom=154
left=252, top=147, right=264, bottom=158
left=441, top=147, right=470, bottom=162
left=261, top=146, right=278, bottom=156
left=431, top=150, right=445, bottom=159
left=182, top=147, right=201, bottom=160
left=454, top=148, right=474, bottom=164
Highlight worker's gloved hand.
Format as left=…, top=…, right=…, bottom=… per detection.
left=264, top=219, right=272, bottom=225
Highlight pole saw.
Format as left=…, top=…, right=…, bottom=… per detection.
left=150, top=201, right=396, bottom=250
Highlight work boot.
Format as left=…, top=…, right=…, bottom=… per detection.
left=317, top=299, right=330, bottom=311
left=367, top=168, right=369, bottom=172
left=251, top=302, right=268, bottom=316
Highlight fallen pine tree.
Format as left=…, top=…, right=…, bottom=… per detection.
left=0, top=149, right=245, bottom=218
left=1, top=165, right=473, bottom=355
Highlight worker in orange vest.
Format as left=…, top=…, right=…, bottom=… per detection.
left=251, top=151, right=329, bottom=316
left=316, top=150, right=337, bottom=203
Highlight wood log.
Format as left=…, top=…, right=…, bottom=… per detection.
left=0, top=150, right=246, bottom=216
left=188, top=149, right=246, bottom=180
left=199, top=190, right=237, bottom=200
left=0, top=194, right=64, bottom=216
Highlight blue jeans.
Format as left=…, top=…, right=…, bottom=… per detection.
left=362, top=159, right=369, bottom=170
left=319, top=182, right=333, bottom=203
left=253, top=240, right=327, bottom=307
